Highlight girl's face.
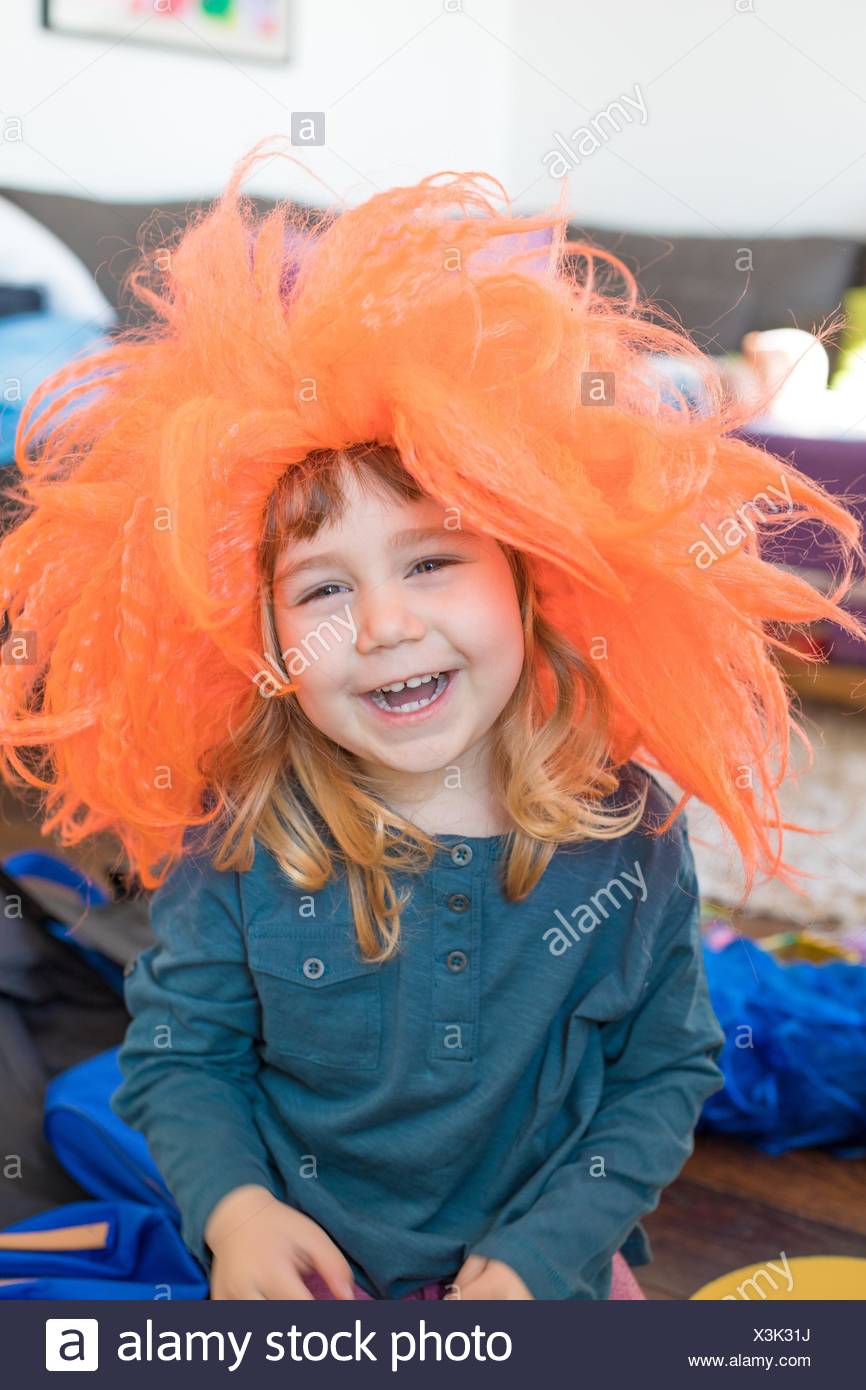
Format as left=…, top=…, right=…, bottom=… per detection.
left=271, top=468, right=525, bottom=785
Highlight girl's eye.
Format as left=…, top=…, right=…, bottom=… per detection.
left=297, top=557, right=460, bottom=605
left=299, top=581, right=347, bottom=604
left=409, top=556, right=459, bottom=578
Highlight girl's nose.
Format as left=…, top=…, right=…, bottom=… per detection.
left=353, top=590, right=427, bottom=653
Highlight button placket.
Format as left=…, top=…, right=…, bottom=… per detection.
left=430, top=841, right=481, bottom=1063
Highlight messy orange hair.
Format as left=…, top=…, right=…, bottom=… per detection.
left=0, top=135, right=864, bottom=954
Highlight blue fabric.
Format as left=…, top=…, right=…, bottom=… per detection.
left=0, top=1201, right=207, bottom=1299
left=110, top=764, right=726, bottom=1300
left=45, top=1051, right=179, bottom=1216
left=697, top=937, right=866, bottom=1157
left=0, top=312, right=107, bottom=465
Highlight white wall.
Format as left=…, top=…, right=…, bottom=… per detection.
left=0, top=1, right=516, bottom=207
left=505, top=0, right=866, bottom=235
left=1, top=0, right=865, bottom=235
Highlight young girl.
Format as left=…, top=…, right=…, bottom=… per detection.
left=1, top=137, right=863, bottom=1302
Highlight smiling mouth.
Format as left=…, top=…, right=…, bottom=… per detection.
left=365, top=671, right=453, bottom=713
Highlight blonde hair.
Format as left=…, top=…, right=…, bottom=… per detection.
left=199, top=441, right=644, bottom=962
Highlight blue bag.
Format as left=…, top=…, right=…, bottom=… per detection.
left=0, top=1201, right=207, bottom=1299
left=44, top=1049, right=178, bottom=1217
left=0, top=851, right=208, bottom=1297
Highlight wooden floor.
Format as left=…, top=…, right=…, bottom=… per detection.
left=641, top=1132, right=866, bottom=1299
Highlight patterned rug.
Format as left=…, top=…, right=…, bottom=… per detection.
left=653, top=699, right=866, bottom=933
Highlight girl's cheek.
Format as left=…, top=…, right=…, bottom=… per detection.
left=301, top=649, right=351, bottom=698
left=275, top=612, right=341, bottom=674
left=465, top=582, right=521, bottom=646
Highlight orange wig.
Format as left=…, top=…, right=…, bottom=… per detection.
left=0, top=135, right=864, bottom=897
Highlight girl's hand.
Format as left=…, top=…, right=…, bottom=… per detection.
left=204, top=1184, right=356, bottom=1300
left=446, top=1253, right=534, bottom=1300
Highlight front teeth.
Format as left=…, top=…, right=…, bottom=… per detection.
left=376, top=671, right=440, bottom=694
left=370, top=671, right=448, bottom=713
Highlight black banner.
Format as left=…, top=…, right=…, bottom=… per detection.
left=13, top=1297, right=855, bottom=1386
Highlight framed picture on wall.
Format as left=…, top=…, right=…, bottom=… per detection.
left=42, top=0, right=291, bottom=64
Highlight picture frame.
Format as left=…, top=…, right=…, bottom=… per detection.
left=42, top=0, right=291, bottom=65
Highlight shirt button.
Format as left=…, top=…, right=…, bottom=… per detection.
left=450, top=843, right=473, bottom=866
left=302, top=956, right=325, bottom=980
left=447, top=892, right=470, bottom=914
left=446, top=950, right=468, bottom=973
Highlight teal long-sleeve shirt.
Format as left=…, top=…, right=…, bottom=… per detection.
left=110, top=763, right=726, bottom=1300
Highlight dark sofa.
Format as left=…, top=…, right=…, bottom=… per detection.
left=3, top=184, right=865, bottom=358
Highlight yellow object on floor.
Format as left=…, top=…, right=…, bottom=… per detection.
left=692, top=1256, right=866, bottom=1300
left=758, top=930, right=861, bottom=965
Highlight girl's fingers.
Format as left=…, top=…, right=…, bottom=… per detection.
left=210, top=1282, right=267, bottom=1300
left=455, top=1254, right=487, bottom=1285
left=306, top=1239, right=356, bottom=1299
left=453, top=1270, right=494, bottom=1300
left=262, top=1268, right=316, bottom=1300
